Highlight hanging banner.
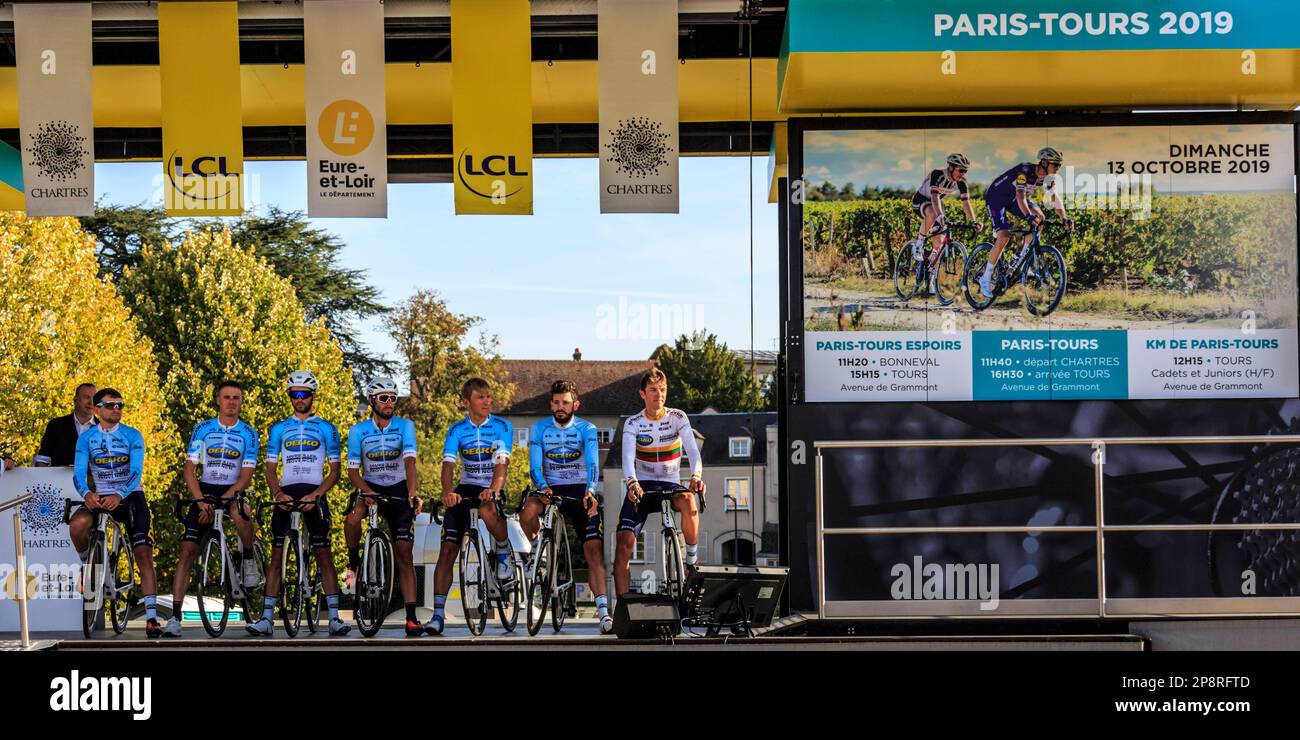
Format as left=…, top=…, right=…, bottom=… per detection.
left=451, top=0, right=533, bottom=215
left=158, top=1, right=243, bottom=215
left=0, top=468, right=83, bottom=632
left=13, top=2, right=95, bottom=217
left=598, top=0, right=679, bottom=213
left=304, top=0, right=387, bottom=218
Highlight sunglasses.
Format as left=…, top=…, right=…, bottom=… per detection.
left=96, top=401, right=125, bottom=410
left=288, top=390, right=315, bottom=400
left=374, top=394, right=398, bottom=404
left=955, top=167, right=968, bottom=174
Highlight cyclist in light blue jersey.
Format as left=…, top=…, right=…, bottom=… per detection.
left=344, top=377, right=423, bottom=636
left=68, top=388, right=163, bottom=637
left=424, top=377, right=512, bottom=635
left=164, top=380, right=261, bottom=637
left=518, top=379, right=613, bottom=633
left=248, top=371, right=350, bottom=637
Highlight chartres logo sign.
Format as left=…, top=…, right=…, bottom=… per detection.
left=305, top=1, right=388, bottom=217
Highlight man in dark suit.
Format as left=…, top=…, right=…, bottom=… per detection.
left=34, top=382, right=97, bottom=467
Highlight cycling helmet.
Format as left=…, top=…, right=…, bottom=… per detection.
left=366, top=377, right=399, bottom=398
left=285, top=370, right=318, bottom=392
left=1037, top=147, right=1064, bottom=165
left=946, top=153, right=971, bottom=169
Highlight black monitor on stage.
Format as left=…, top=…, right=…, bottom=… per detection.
left=681, top=565, right=789, bottom=636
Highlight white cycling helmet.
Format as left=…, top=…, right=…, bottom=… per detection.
left=1037, top=147, right=1064, bottom=165
left=946, top=152, right=971, bottom=169
left=366, top=377, right=399, bottom=398
left=285, top=370, right=318, bottom=392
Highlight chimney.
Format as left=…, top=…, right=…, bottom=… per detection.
left=573, top=347, right=582, bottom=361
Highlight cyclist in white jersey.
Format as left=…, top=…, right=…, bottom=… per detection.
left=247, top=371, right=350, bottom=636
left=613, top=368, right=705, bottom=597
left=908, top=153, right=983, bottom=273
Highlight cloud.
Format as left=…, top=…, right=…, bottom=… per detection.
left=897, top=159, right=914, bottom=172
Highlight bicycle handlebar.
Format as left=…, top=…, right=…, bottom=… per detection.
left=173, top=491, right=248, bottom=522
left=628, top=482, right=707, bottom=512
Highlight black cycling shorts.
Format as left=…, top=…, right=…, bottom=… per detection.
left=182, top=482, right=251, bottom=544
left=78, top=491, right=152, bottom=549
left=617, top=480, right=687, bottom=535
left=271, top=483, right=331, bottom=550
left=349, top=482, right=415, bottom=543
left=441, top=484, right=503, bottom=545
left=528, top=484, right=603, bottom=543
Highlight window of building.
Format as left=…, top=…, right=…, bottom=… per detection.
left=597, top=428, right=615, bottom=445
left=725, top=477, right=751, bottom=510
left=729, top=436, right=752, bottom=458
left=631, top=529, right=651, bottom=563
left=722, top=538, right=756, bottom=566
left=513, top=427, right=529, bottom=448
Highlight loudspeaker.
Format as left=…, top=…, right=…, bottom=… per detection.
left=613, top=593, right=680, bottom=639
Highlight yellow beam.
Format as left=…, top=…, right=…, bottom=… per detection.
left=0, top=59, right=782, bottom=128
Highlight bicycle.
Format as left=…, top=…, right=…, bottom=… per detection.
left=520, top=487, right=577, bottom=636
left=174, top=492, right=266, bottom=638
left=63, top=498, right=137, bottom=638
left=435, top=493, right=522, bottom=636
left=894, top=220, right=978, bottom=306
left=963, top=220, right=1069, bottom=316
left=256, top=497, right=329, bottom=637
left=637, top=483, right=706, bottom=605
left=348, top=490, right=404, bottom=637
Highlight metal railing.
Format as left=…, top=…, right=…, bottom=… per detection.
left=1, top=493, right=34, bottom=648
left=815, top=435, right=1300, bottom=620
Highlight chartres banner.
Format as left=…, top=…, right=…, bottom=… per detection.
left=451, top=0, right=533, bottom=215
left=598, top=0, right=680, bottom=213
left=304, top=0, right=388, bottom=217
left=158, top=1, right=244, bottom=215
left=14, top=2, right=95, bottom=217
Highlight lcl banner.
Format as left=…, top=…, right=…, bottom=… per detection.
left=598, top=0, right=680, bottom=213
left=14, top=2, right=95, bottom=217
left=158, top=1, right=244, bottom=215
left=451, top=0, right=533, bottom=215
left=305, top=0, right=388, bottom=218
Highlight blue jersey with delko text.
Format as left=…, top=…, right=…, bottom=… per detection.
left=186, top=418, right=259, bottom=486
left=347, top=416, right=418, bottom=486
left=266, top=415, right=341, bottom=488
left=442, top=415, right=513, bottom=488
left=74, top=423, right=146, bottom=498
left=528, top=416, right=598, bottom=490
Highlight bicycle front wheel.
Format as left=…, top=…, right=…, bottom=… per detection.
left=356, top=531, right=393, bottom=637
left=109, top=526, right=134, bottom=635
left=497, top=547, right=522, bottom=633
left=663, top=529, right=686, bottom=606
left=280, top=534, right=303, bottom=637
left=525, top=532, right=554, bottom=636
left=893, top=243, right=922, bottom=302
left=459, top=535, right=488, bottom=636
left=196, top=532, right=230, bottom=637
left=81, top=531, right=105, bottom=638
left=551, top=522, right=573, bottom=633
left=934, top=240, right=969, bottom=306
left=1022, top=244, right=1067, bottom=316
left=305, top=550, right=323, bottom=634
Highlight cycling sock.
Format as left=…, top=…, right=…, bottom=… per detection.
left=326, top=593, right=340, bottom=620
left=982, top=263, right=993, bottom=281
left=494, top=538, right=509, bottom=553
left=263, top=596, right=277, bottom=621
left=347, top=546, right=360, bottom=569
left=685, top=543, right=699, bottom=565
left=143, top=594, right=157, bottom=621
left=405, top=603, right=417, bottom=622
left=596, top=594, right=609, bottom=620
left=434, top=594, right=447, bottom=621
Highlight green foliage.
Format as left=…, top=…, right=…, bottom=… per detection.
left=117, top=227, right=356, bottom=574
left=654, top=331, right=765, bottom=412
left=385, top=289, right=515, bottom=500
left=804, top=194, right=1296, bottom=298
left=0, top=214, right=181, bottom=545
left=81, top=205, right=391, bottom=383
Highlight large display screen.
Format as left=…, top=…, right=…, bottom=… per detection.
left=800, top=120, right=1299, bottom=403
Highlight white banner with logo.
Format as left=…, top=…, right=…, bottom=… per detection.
left=0, top=468, right=82, bottom=631
left=305, top=0, right=388, bottom=217
left=598, top=0, right=680, bottom=213
left=13, top=2, right=95, bottom=217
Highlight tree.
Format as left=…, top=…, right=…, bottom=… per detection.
left=0, top=213, right=181, bottom=544
left=384, top=289, right=517, bottom=500
left=81, top=204, right=392, bottom=384
left=118, top=227, right=356, bottom=573
left=653, top=332, right=764, bottom=413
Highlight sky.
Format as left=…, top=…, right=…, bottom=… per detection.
left=92, top=156, right=780, bottom=365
